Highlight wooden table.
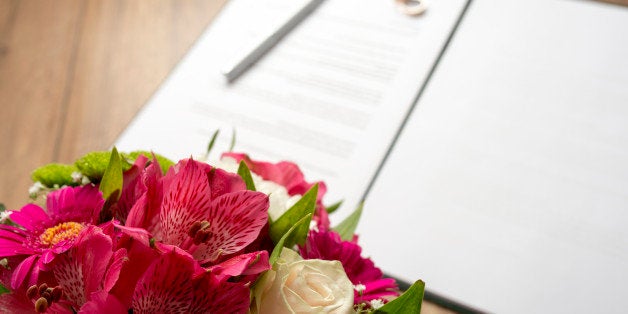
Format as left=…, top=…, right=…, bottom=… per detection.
left=0, top=1, right=457, bottom=312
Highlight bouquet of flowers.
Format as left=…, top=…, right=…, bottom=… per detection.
left=0, top=147, right=424, bottom=313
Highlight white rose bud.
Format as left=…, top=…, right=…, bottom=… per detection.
left=252, top=249, right=354, bottom=314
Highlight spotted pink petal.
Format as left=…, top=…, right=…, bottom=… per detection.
left=190, top=272, right=250, bottom=314
left=221, top=152, right=330, bottom=230
left=192, top=191, right=269, bottom=263
left=8, top=204, right=51, bottom=232
left=131, top=250, right=194, bottom=313
left=206, top=167, right=247, bottom=200
left=207, top=251, right=270, bottom=281
left=53, top=226, right=114, bottom=308
left=159, top=159, right=212, bottom=247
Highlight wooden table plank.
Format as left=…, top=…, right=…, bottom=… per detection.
left=0, top=0, right=84, bottom=210
left=57, top=0, right=229, bottom=162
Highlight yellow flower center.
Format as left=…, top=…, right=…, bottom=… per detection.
left=39, top=222, right=84, bottom=247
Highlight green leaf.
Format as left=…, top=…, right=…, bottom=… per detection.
left=0, top=281, right=8, bottom=295
left=374, top=280, right=424, bottom=314
left=237, top=161, right=256, bottom=191
left=332, top=202, right=363, bottom=241
left=100, top=147, right=123, bottom=201
left=127, top=151, right=174, bottom=175
left=229, top=129, right=237, bottom=151
left=325, top=200, right=343, bottom=214
left=269, top=184, right=318, bottom=247
left=0, top=203, right=4, bottom=213
left=31, top=163, right=79, bottom=187
left=205, top=129, right=220, bottom=158
left=269, top=214, right=312, bottom=265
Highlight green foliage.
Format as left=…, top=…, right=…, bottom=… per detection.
left=31, top=163, right=79, bottom=187
left=205, top=129, right=220, bottom=158
left=269, top=184, right=318, bottom=247
left=100, top=147, right=123, bottom=202
left=237, top=161, right=256, bottom=191
left=75, top=151, right=122, bottom=181
left=325, top=200, right=343, bottom=214
left=0, top=282, right=8, bottom=295
left=229, top=129, right=237, bottom=151
left=269, top=214, right=312, bottom=265
left=374, top=280, right=424, bottom=314
left=332, top=202, right=363, bottom=241
left=126, top=151, right=174, bottom=175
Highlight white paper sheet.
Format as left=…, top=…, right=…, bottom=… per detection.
left=357, top=0, right=628, bottom=312
left=116, top=0, right=468, bottom=219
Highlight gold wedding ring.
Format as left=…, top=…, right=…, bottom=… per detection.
left=395, top=0, right=428, bottom=16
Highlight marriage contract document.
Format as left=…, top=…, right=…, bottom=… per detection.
left=116, top=0, right=468, bottom=219
left=357, top=0, right=628, bottom=313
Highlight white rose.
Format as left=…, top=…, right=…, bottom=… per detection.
left=214, top=157, right=301, bottom=221
left=252, top=249, right=354, bottom=314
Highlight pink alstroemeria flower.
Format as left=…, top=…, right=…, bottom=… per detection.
left=81, top=248, right=254, bottom=313
left=0, top=185, right=104, bottom=289
left=299, top=230, right=400, bottom=304
left=222, top=152, right=331, bottom=230
left=126, top=158, right=270, bottom=265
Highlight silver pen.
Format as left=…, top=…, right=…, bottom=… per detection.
left=221, top=0, right=326, bottom=83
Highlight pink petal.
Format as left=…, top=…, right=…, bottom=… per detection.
left=0, top=227, right=32, bottom=256
left=192, top=191, right=269, bottom=263
left=222, top=152, right=330, bottom=230
left=79, top=291, right=127, bottom=313
left=104, top=248, right=128, bottom=292
left=0, top=291, right=35, bottom=313
left=206, top=167, right=246, bottom=200
left=9, top=204, right=51, bottom=231
left=47, top=185, right=104, bottom=225
left=131, top=250, right=194, bottom=313
left=113, top=154, right=149, bottom=223
left=207, top=251, right=270, bottom=281
left=190, top=273, right=250, bottom=314
left=159, top=159, right=212, bottom=246
left=114, top=224, right=151, bottom=247
left=53, top=226, right=113, bottom=308
left=109, top=238, right=160, bottom=308
left=10, top=254, right=38, bottom=290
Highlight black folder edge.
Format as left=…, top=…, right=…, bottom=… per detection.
left=364, top=0, right=482, bottom=313
left=387, top=274, right=487, bottom=314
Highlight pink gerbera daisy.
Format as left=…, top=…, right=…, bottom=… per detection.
left=299, top=230, right=400, bottom=304
left=0, top=185, right=104, bottom=289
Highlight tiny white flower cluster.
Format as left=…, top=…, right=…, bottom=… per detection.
left=354, top=284, right=366, bottom=294
left=214, top=157, right=302, bottom=221
left=370, top=299, right=384, bottom=310
left=0, top=211, right=11, bottom=224
left=71, top=171, right=91, bottom=185
left=28, top=182, right=46, bottom=198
